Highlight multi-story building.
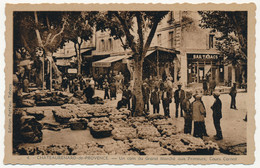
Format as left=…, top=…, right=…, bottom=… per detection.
left=56, top=11, right=243, bottom=86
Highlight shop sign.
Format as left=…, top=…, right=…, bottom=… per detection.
left=187, top=53, right=220, bottom=60
left=92, top=62, right=111, bottom=67
left=68, top=68, right=77, bottom=74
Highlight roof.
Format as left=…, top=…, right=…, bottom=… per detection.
left=92, top=55, right=129, bottom=67
left=53, top=48, right=92, bottom=59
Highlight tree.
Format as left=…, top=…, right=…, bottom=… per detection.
left=198, top=11, right=247, bottom=84
left=14, top=11, right=70, bottom=87
left=64, top=12, right=97, bottom=76
left=97, top=11, right=168, bottom=116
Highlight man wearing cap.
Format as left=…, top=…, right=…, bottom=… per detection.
left=174, top=82, right=185, bottom=118
left=211, top=92, right=223, bottom=140
left=192, top=94, right=206, bottom=138
left=229, top=82, right=237, bottom=109
left=182, top=90, right=192, bottom=134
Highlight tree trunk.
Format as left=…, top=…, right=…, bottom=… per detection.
left=77, top=44, right=82, bottom=76
left=133, top=59, right=144, bottom=116
left=232, top=65, right=236, bottom=84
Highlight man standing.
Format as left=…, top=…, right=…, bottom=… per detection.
left=229, top=82, right=237, bottom=109
left=192, top=94, right=206, bottom=139
left=211, top=92, right=223, bottom=140
left=103, top=79, right=110, bottom=100
left=209, top=78, right=216, bottom=95
left=122, top=84, right=132, bottom=110
left=142, top=83, right=150, bottom=112
left=182, top=90, right=192, bottom=134
left=150, top=86, right=160, bottom=114
left=202, top=78, right=208, bottom=95
left=174, top=82, right=185, bottom=118
left=161, top=86, right=172, bottom=118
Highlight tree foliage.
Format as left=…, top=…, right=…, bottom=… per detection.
left=198, top=11, right=247, bottom=65
left=14, top=11, right=69, bottom=56
left=63, top=12, right=97, bottom=75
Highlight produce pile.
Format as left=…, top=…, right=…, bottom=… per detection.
left=159, top=134, right=219, bottom=155
left=88, top=117, right=113, bottom=138
left=14, top=103, right=219, bottom=155
left=13, top=108, right=43, bottom=144
left=26, top=108, right=45, bottom=120
left=69, top=118, right=88, bottom=130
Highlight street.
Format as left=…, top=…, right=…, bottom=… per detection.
left=17, top=90, right=247, bottom=155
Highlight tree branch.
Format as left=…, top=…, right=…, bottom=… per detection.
left=49, top=20, right=67, bottom=45
left=34, top=11, right=44, bottom=47
left=45, top=33, right=52, bottom=45
left=46, top=16, right=50, bottom=30
left=143, top=18, right=160, bottom=56
left=113, top=12, right=138, bottom=54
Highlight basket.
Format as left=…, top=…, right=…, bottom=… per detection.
left=90, top=128, right=112, bottom=138
left=70, top=121, right=88, bottom=130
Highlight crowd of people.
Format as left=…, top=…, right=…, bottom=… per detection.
left=113, top=78, right=240, bottom=141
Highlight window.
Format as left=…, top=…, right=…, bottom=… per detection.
left=101, top=39, right=105, bottom=51
left=108, top=38, right=113, bottom=50
left=157, top=34, right=162, bottom=46
left=209, top=34, right=214, bottom=49
left=169, top=31, right=174, bottom=48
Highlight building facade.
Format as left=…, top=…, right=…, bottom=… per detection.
left=54, top=11, right=243, bottom=87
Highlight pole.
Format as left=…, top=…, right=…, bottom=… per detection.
left=157, top=49, right=159, bottom=78
left=50, top=58, right=52, bottom=91
left=42, top=56, right=45, bottom=90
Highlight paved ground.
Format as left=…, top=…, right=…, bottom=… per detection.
left=18, top=89, right=248, bottom=155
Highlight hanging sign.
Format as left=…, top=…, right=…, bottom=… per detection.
left=68, top=68, right=77, bottom=74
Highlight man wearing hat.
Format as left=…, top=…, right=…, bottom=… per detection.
left=211, top=91, right=223, bottom=140
left=174, top=82, right=185, bottom=118
left=182, top=90, right=193, bottom=134
left=229, top=82, right=237, bottom=109
left=192, top=94, right=206, bottom=138
left=122, top=84, right=132, bottom=110
left=161, top=85, right=172, bottom=118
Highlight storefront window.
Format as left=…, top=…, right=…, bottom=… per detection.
left=209, top=34, right=214, bottom=49
left=169, top=31, right=174, bottom=49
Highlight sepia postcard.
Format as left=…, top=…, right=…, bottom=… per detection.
left=4, top=3, right=256, bottom=164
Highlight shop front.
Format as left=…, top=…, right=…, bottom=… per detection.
left=92, top=55, right=130, bottom=81
left=187, top=53, right=224, bottom=84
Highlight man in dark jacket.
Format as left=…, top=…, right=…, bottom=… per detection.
left=122, top=84, right=132, bottom=110
left=84, top=83, right=95, bottom=104
left=202, top=78, right=208, bottom=95
left=142, top=83, right=150, bottom=112
left=174, top=82, right=185, bottom=118
left=211, top=91, right=223, bottom=140
left=229, top=82, right=237, bottom=109
left=162, top=86, right=172, bottom=118
left=150, top=86, right=160, bottom=114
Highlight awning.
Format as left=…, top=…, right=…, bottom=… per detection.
left=92, top=55, right=128, bottom=67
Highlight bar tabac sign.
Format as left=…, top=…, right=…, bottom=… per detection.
left=187, top=53, right=220, bottom=60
